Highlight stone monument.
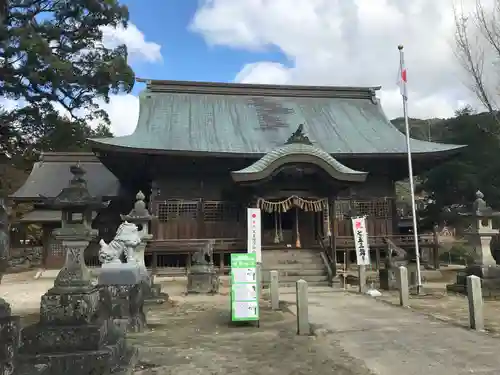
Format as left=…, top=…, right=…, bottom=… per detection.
left=379, top=238, right=409, bottom=290
left=98, top=221, right=147, bottom=332
left=17, top=164, right=137, bottom=375
left=187, top=240, right=219, bottom=294
left=120, top=191, right=166, bottom=304
left=0, top=198, right=25, bottom=375
left=447, top=190, right=500, bottom=298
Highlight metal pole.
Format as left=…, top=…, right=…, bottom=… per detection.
left=398, top=45, right=423, bottom=293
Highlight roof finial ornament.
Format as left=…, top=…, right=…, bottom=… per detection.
left=285, top=124, right=312, bottom=145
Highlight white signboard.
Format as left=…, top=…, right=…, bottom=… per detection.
left=247, top=208, right=262, bottom=263
left=351, top=216, right=371, bottom=265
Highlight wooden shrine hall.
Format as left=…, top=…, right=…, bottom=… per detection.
left=11, top=80, right=465, bottom=275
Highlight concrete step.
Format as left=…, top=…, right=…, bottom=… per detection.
left=262, top=269, right=326, bottom=277
left=262, top=251, right=320, bottom=258
left=262, top=263, right=325, bottom=270
left=264, top=259, right=324, bottom=266
left=263, top=274, right=329, bottom=283
left=262, top=280, right=330, bottom=288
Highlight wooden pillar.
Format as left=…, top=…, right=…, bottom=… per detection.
left=375, top=247, right=381, bottom=270
left=219, top=251, right=225, bottom=274
left=432, top=226, right=440, bottom=269
left=151, top=250, right=158, bottom=276
left=197, top=199, right=205, bottom=239
left=41, top=224, right=51, bottom=269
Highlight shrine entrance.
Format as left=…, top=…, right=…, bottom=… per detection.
left=258, top=195, right=331, bottom=248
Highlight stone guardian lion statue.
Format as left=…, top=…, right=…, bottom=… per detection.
left=99, top=221, right=141, bottom=265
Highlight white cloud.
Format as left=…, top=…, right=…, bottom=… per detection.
left=191, top=0, right=482, bottom=119
left=92, top=95, right=140, bottom=136
left=101, top=22, right=162, bottom=63
left=1, top=22, right=159, bottom=137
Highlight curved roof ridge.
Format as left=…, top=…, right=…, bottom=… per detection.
left=231, top=143, right=368, bottom=183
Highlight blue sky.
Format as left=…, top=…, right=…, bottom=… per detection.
left=95, top=0, right=476, bottom=136
left=122, top=0, right=287, bottom=95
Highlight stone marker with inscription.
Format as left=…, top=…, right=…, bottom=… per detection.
left=447, top=190, right=500, bottom=298
left=17, top=164, right=137, bottom=375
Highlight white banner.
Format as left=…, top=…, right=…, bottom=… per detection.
left=352, top=216, right=371, bottom=266
left=247, top=208, right=262, bottom=263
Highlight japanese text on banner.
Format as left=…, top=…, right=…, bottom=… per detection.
left=351, top=216, right=371, bottom=266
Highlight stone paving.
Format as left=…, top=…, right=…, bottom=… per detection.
left=280, top=289, right=500, bottom=375
left=376, top=284, right=500, bottom=336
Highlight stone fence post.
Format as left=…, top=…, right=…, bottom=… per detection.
left=397, top=266, right=409, bottom=307
left=270, top=270, right=279, bottom=310
left=296, top=279, right=309, bottom=335
left=467, top=275, right=484, bottom=331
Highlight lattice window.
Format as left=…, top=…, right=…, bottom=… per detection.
left=334, top=198, right=393, bottom=219
left=334, top=200, right=351, bottom=219
left=156, top=200, right=199, bottom=222
left=203, top=201, right=239, bottom=222
left=50, top=241, right=64, bottom=257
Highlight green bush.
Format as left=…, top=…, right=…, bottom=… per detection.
left=439, top=244, right=477, bottom=265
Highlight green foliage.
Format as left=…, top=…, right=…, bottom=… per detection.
left=439, top=243, right=477, bottom=265
left=0, top=0, right=133, bottom=157
left=404, top=107, right=500, bottom=227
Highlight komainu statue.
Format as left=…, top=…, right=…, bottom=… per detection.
left=99, top=221, right=141, bottom=265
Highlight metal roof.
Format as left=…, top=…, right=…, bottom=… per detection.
left=231, top=143, right=368, bottom=183
left=10, top=152, right=120, bottom=201
left=90, top=80, right=465, bottom=156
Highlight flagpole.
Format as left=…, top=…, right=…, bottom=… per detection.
left=398, top=44, right=422, bottom=294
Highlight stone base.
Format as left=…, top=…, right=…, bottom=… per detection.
left=379, top=268, right=397, bottom=291
left=101, top=284, right=146, bottom=333
left=447, top=264, right=500, bottom=299
left=0, top=314, right=20, bottom=375
left=18, top=286, right=137, bottom=375
left=187, top=265, right=219, bottom=294
left=143, top=281, right=168, bottom=305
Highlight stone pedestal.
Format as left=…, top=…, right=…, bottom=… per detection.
left=143, top=272, right=168, bottom=305
left=447, top=212, right=500, bottom=299
left=187, top=264, right=219, bottom=294
left=18, top=240, right=137, bottom=375
left=134, top=242, right=167, bottom=305
left=98, top=264, right=146, bottom=333
left=0, top=300, right=22, bottom=375
left=379, top=268, right=397, bottom=290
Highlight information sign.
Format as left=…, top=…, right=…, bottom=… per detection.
left=230, top=253, right=259, bottom=323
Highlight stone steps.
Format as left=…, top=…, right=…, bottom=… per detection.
left=261, top=249, right=330, bottom=287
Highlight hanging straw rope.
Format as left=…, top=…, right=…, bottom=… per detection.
left=256, top=195, right=328, bottom=213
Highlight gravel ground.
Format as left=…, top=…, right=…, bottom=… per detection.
left=1, top=272, right=374, bottom=375
left=131, top=298, right=374, bottom=375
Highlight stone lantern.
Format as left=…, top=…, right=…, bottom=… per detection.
left=42, top=164, right=107, bottom=290
left=120, top=191, right=165, bottom=302
left=120, top=191, right=151, bottom=276
left=447, top=190, right=500, bottom=298
left=17, top=164, right=137, bottom=374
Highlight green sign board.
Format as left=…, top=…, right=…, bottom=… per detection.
left=230, top=253, right=259, bottom=322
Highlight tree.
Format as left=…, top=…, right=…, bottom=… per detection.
left=418, top=108, right=500, bottom=228
left=0, top=0, right=134, bottom=157
left=453, top=1, right=500, bottom=127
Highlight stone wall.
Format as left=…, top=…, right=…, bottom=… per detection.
left=8, top=246, right=42, bottom=270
